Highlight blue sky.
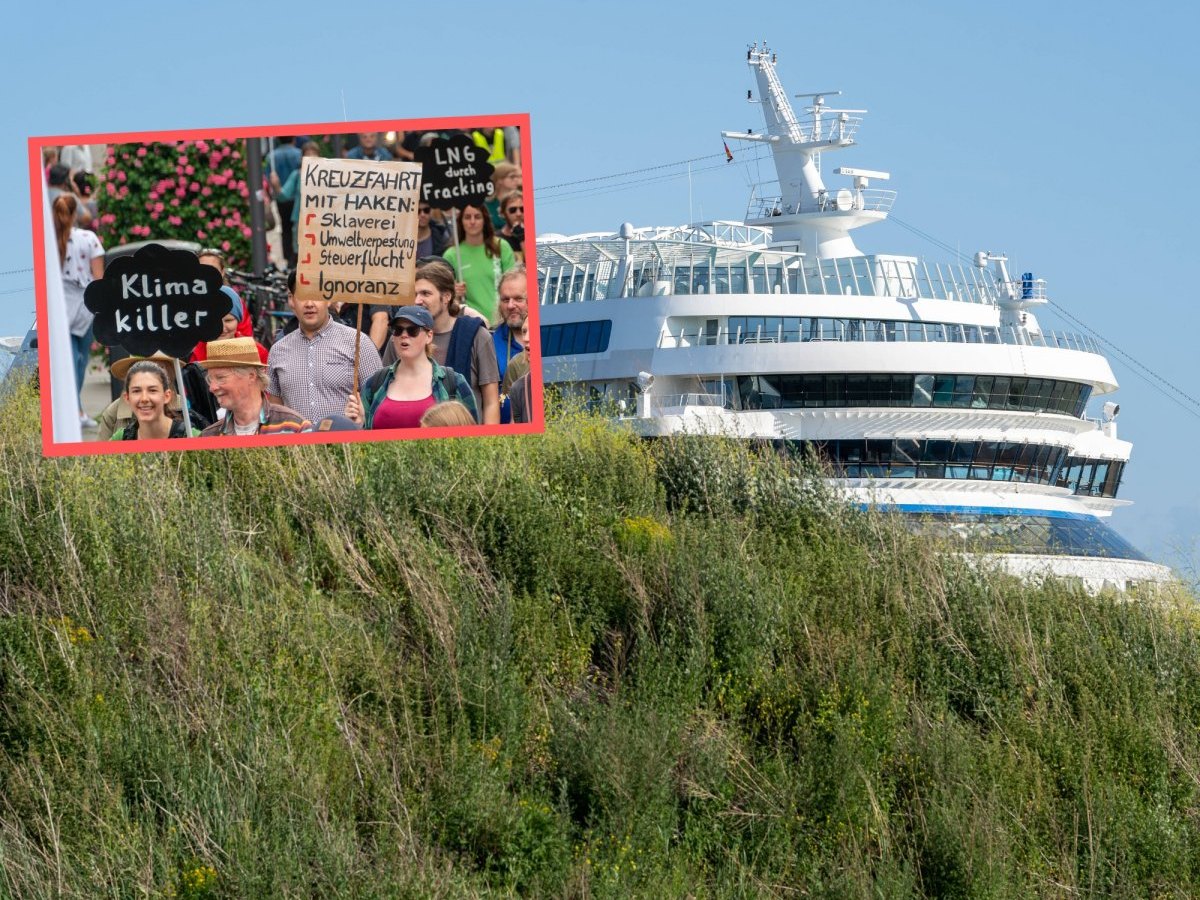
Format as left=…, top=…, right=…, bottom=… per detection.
left=2, top=1, right=1197, bottom=569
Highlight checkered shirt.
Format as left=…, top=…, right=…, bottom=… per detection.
left=267, top=317, right=383, bottom=422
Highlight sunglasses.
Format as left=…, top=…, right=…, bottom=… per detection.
left=506, top=205, right=523, bottom=213
left=391, top=323, right=426, bottom=337
left=418, top=206, right=431, bottom=213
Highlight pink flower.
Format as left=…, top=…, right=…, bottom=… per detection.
left=231, top=151, right=241, bottom=159
left=148, top=191, right=158, bottom=200
left=118, top=186, right=129, bottom=198
left=136, top=147, right=147, bottom=157
left=185, top=165, right=194, bottom=175
left=178, top=156, right=188, bottom=166
left=175, top=188, right=186, bottom=197
left=176, top=166, right=185, bottom=175
left=190, top=182, right=200, bottom=193
left=116, top=170, right=127, bottom=182
left=197, top=209, right=206, bottom=218
left=133, top=160, right=142, bottom=168
left=153, top=202, right=164, bottom=213
left=150, top=211, right=159, bottom=220
left=241, top=226, right=252, bottom=238
left=224, top=217, right=235, bottom=227
left=221, top=240, right=230, bottom=251
left=238, top=186, right=249, bottom=198
left=170, top=198, right=180, bottom=207
left=106, top=155, right=116, bottom=166
left=197, top=229, right=208, bottom=239
left=200, top=187, right=212, bottom=197
left=196, top=141, right=209, bottom=153
left=168, top=215, right=182, bottom=226
left=105, top=183, right=116, bottom=196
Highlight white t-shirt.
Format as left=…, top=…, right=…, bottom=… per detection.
left=62, top=228, right=104, bottom=337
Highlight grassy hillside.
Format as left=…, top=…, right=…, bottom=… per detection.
left=1, top=383, right=1199, bottom=898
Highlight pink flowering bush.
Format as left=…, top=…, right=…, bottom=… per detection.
left=96, top=139, right=253, bottom=267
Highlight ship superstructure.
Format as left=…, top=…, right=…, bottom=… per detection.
left=536, top=44, right=1171, bottom=592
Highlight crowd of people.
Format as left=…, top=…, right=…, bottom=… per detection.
left=47, top=129, right=536, bottom=442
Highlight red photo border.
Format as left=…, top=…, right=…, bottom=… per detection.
left=28, top=113, right=542, bottom=457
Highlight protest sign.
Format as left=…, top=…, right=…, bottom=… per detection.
left=294, top=157, right=423, bottom=306
left=84, top=243, right=228, bottom=359
left=414, top=134, right=495, bottom=211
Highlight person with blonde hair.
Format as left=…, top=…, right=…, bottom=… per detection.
left=420, top=400, right=477, bottom=428
left=52, top=192, right=104, bottom=427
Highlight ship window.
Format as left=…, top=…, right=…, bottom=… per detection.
left=981, top=327, right=1001, bottom=344
left=541, top=320, right=613, bottom=357
left=782, top=317, right=801, bottom=342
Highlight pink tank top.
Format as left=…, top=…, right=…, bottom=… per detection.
left=372, top=394, right=436, bottom=429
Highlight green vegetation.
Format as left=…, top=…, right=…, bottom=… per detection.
left=1, top=382, right=1199, bottom=898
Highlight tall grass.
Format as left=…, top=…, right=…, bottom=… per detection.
left=1, top=381, right=1199, bottom=898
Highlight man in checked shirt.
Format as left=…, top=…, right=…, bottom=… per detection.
left=266, top=271, right=384, bottom=422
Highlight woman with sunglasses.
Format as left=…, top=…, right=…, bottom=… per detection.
left=344, top=306, right=477, bottom=429
left=441, top=202, right=515, bottom=325
left=496, top=189, right=524, bottom=262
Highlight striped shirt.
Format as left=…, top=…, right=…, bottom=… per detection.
left=200, top=396, right=310, bottom=436
left=267, top=317, right=382, bottom=422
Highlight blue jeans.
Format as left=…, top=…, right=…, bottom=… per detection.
left=70, top=326, right=93, bottom=409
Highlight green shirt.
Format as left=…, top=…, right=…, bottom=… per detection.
left=442, top=239, right=515, bottom=325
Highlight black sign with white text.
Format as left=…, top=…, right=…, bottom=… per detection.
left=84, top=243, right=229, bottom=358
left=413, top=134, right=495, bottom=211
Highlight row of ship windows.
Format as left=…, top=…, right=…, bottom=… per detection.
left=728, top=316, right=1047, bottom=347
left=542, top=317, right=1099, bottom=357
left=785, top=439, right=1124, bottom=498
left=738, top=373, right=1092, bottom=418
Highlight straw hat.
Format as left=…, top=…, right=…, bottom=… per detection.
left=110, top=351, right=179, bottom=381
left=198, top=337, right=266, bottom=369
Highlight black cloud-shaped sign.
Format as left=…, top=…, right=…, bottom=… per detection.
left=84, top=243, right=230, bottom=358
left=414, top=134, right=496, bottom=211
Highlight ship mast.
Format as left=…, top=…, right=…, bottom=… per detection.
left=725, top=43, right=892, bottom=260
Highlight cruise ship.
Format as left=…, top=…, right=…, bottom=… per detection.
left=536, top=43, right=1172, bottom=592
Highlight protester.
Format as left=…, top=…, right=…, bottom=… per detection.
left=268, top=137, right=302, bottom=268
left=275, top=142, right=322, bottom=262
left=396, top=262, right=500, bottom=424
left=109, top=361, right=201, bottom=440
left=441, top=202, right=516, bottom=324
left=420, top=400, right=476, bottom=428
left=197, top=248, right=253, bottom=338
left=267, top=280, right=382, bottom=422
left=48, top=165, right=93, bottom=227
left=344, top=306, right=476, bottom=429
left=199, top=338, right=309, bottom=436
left=416, top=200, right=452, bottom=259
left=496, top=190, right=525, bottom=260
left=189, top=287, right=267, bottom=364
left=347, top=132, right=392, bottom=161
left=53, top=194, right=104, bottom=428
left=98, top=352, right=209, bottom=439
left=486, top=161, right=521, bottom=229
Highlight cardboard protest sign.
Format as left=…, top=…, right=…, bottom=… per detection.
left=84, top=243, right=228, bottom=358
left=295, top=157, right=423, bottom=306
left=414, top=134, right=495, bottom=211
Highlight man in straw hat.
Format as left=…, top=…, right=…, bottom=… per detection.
left=198, top=337, right=310, bottom=436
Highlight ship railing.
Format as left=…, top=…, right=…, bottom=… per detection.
left=746, top=186, right=897, bottom=219
left=658, top=319, right=1102, bottom=354
left=540, top=251, right=1011, bottom=305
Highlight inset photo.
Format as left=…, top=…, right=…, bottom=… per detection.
left=28, top=117, right=539, bottom=455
